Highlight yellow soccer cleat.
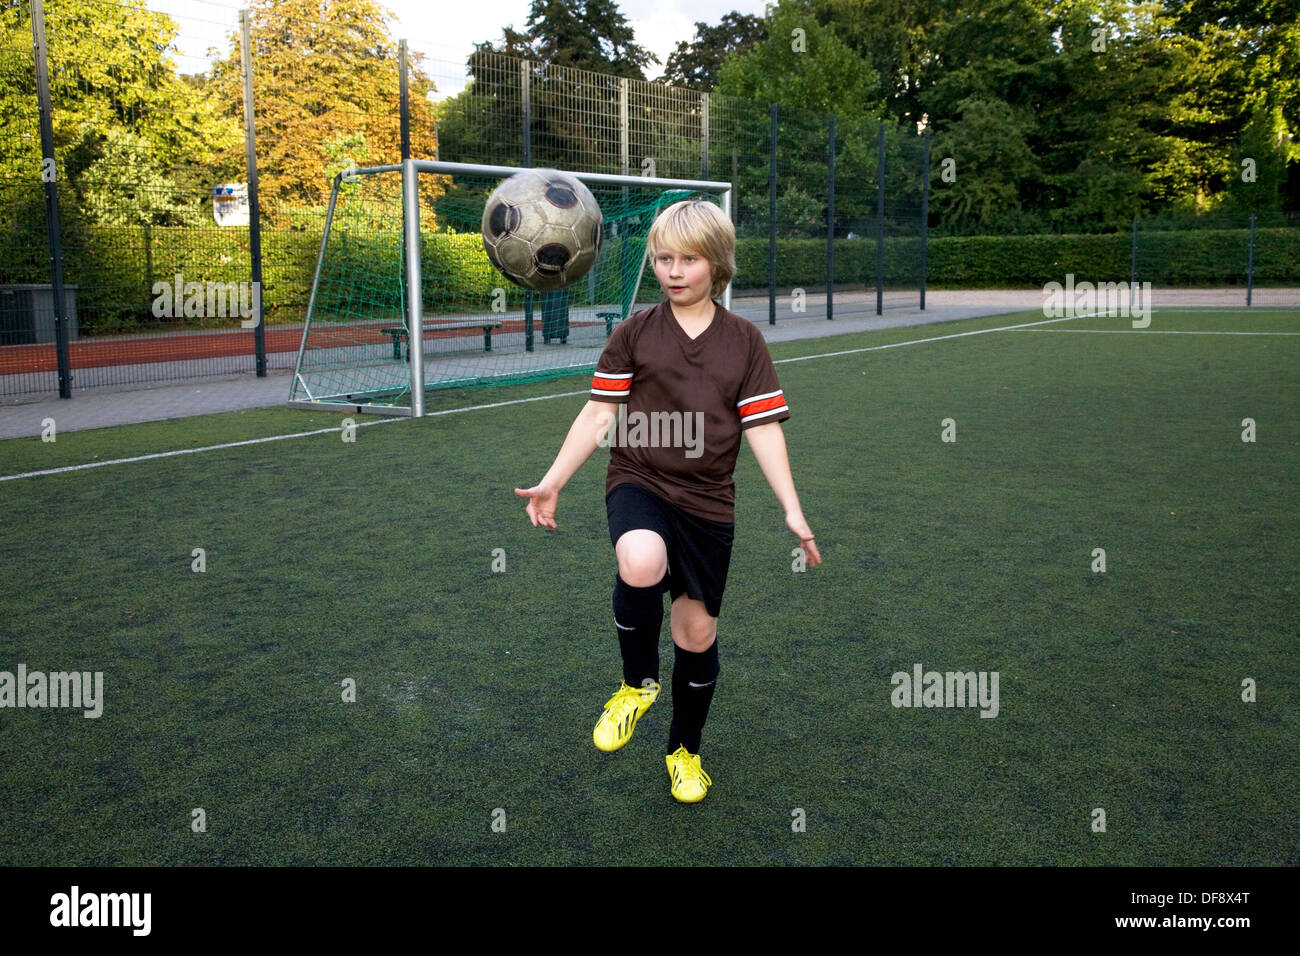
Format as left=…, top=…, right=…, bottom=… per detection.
left=665, top=746, right=713, bottom=803
left=593, top=680, right=660, bottom=752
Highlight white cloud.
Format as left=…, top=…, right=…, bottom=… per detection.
left=628, top=12, right=697, bottom=75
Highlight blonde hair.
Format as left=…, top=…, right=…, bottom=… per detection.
left=647, top=200, right=736, bottom=298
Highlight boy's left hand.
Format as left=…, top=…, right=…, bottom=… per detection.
left=785, top=510, right=821, bottom=567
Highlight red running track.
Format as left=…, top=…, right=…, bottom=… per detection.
left=0, top=319, right=590, bottom=375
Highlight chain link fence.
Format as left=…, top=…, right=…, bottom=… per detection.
left=433, top=51, right=934, bottom=324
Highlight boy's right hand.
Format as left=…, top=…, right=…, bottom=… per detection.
left=514, top=483, right=559, bottom=529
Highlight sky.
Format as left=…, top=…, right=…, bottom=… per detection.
left=148, top=0, right=773, bottom=99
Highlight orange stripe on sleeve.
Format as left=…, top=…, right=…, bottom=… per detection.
left=592, top=375, right=630, bottom=392
left=737, top=393, right=785, bottom=418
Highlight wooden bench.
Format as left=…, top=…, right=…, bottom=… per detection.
left=382, top=321, right=504, bottom=359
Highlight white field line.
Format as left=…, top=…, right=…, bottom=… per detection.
left=1007, top=329, right=1300, bottom=335
left=1160, top=307, right=1298, bottom=311
left=0, top=392, right=593, bottom=483
left=0, top=417, right=404, bottom=482
left=0, top=311, right=1117, bottom=483
left=767, top=312, right=1096, bottom=365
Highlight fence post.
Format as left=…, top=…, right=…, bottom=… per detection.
left=619, top=78, right=630, bottom=177
left=1246, top=213, right=1256, bottom=307
left=239, top=9, right=266, bottom=376
left=700, top=92, right=710, bottom=179
left=826, top=113, right=835, bottom=321
left=876, top=122, right=885, bottom=316
left=619, top=77, right=629, bottom=219
left=769, top=104, right=777, bottom=326
left=920, top=128, right=930, bottom=311
left=1130, top=216, right=1138, bottom=289
left=30, top=0, right=71, bottom=398
left=731, top=147, right=738, bottom=225
left=520, top=60, right=531, bottom=168
left=143, top=221, right=153, bottom=305
left=399, top=39, right=410, bottom=161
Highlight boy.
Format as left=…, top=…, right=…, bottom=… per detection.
left=514, top=200, right=821, bottom=803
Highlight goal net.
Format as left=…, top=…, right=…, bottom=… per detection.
left=288, top=160, right=732, bottom=415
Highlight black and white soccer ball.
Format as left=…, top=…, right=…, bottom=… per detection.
left=481, top=169, right=603, bottom=291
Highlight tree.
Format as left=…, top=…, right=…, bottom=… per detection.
left=0, top=0, right=236, bottom=229
left=437, top=0, right=1299, bottom=235
left=207, top=0, right=441, bottom=218
left=714, top=1, right=887, bottom=238
left=807, top=0, right=946, bottom=126
left=477, top=0, right=657, bottom=80
left=1224, top=103, right=1293, bottom=216
left=77, top=128, right=208, bottom=226
left=657, top=12, right=767, bottom=89
left=445, top=1, right=658, bottom=174
left=716, top=0, right=881, bottom=116
left=930, top=96, right=1042, bottom=233
left=1159, top=0, right=1300, bottom=215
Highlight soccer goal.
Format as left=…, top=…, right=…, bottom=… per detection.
left=288, top=159, right=732, bottom=416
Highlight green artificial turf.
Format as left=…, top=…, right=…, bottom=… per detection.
left=1, top=308, right=1296, bottom=865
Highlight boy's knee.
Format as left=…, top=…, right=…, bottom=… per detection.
left=618, top=558, right=667, bottom=588
left=615, top=531, right=668, bottom=587
left=675, top=612, right=717, bottom=651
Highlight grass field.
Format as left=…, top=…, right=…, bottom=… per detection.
left=1, top=307, right=1296, bottom=866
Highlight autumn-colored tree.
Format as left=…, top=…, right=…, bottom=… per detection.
left=208, top=0, right=441, bottom=220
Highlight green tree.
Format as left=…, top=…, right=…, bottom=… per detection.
left=0, top=0, right=236, bottom=229
left=446, top=1, right=658, bottom=174
left=478, top=0, right=657, bottom=80
left=657, top=12, right=766, bottom=89
left=716, top=0, right=881, bottom=116
left=1159, top=0, right=1300, bottom=215
left=1024, top=1, right=1167, bottom=230
left=431, top=70, right=500, bottom=168
left=931, top=96, right=1042, bottom=233
left=807, top=0, right=946, bottom=127
left=77, top=127, right=207, bottom=226
left=715, top=2, right=888, bottom=239
left=1225, top=103, right=1294, bottom=216
left=438, top=0, right=1300, bottom=235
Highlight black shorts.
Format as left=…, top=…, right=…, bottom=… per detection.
left=606, top=481, right=734, bottom=618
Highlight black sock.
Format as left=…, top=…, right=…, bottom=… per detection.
left=667, top=638, right=719, bottom=755
left=613, top=573, right=664, bottom=687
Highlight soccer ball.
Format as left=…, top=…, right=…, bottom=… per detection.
left=481, top=169, right=603, bottom=291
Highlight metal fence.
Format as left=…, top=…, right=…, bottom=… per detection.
left=0, top=0, right=1294, bottom=399
left=1, top=0, right=263, bottom=396
left=431, top=52, right=933, bottom=322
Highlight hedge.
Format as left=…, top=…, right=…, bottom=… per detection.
left=734, top=229, right=1300, bottom=289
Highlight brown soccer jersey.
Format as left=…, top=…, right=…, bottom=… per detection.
left=589, top=300, right=790, bottom=523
